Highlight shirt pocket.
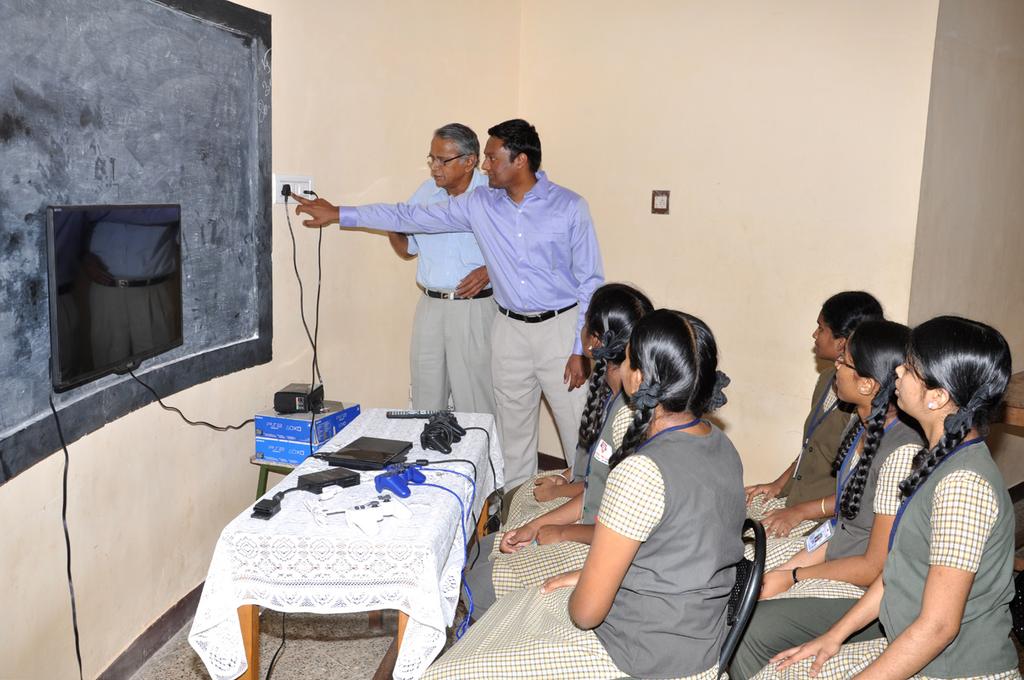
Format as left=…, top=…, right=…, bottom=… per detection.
left=526, top=225, right=571, bottom=271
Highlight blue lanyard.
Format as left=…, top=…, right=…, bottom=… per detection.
left=636, top=416, right=703, bottom=452
left=887, top=437, right=984, bottom=552
left=833, top=418, right=900, bottom=518
left=583, top=391, right=620, bottom=486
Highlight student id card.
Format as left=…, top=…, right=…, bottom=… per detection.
left=593, top=439, right=613, bottom=465
left=805, top=519, right=835, bottom=552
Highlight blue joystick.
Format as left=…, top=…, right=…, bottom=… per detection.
left=374, top=464, right=426, bottom=498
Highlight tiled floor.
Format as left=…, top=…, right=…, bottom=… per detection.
left=131, top=610, right=399, bottom=680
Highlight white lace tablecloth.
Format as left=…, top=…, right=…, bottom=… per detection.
left=188, top=409, right=504, bottom=680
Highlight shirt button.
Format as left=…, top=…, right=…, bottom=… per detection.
left=520, top=280, right=525, bottom=284
left=517, top=233, right=522, bottom=237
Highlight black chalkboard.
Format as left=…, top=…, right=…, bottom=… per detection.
left=0, top=0, right=272, bottom=484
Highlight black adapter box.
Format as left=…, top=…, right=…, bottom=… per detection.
left=275, top=382, right=324, bottom=414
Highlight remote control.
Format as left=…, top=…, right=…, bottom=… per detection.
left=386, top=410, right=450, bottom=419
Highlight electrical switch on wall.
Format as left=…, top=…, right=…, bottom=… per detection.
left=651, top=190, right=670, bottom=214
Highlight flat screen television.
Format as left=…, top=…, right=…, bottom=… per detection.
left=45, top=204, right=183, bottom=392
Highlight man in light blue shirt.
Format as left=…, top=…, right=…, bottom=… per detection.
left=386, top=123, right=496, bottom=414
left=294, top=119, right=604, bottom=488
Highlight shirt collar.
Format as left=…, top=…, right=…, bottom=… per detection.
left=524, top=170, right=551, bottom=200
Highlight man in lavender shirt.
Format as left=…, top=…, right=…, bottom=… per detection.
left=293, top=119, right=604, bottom=489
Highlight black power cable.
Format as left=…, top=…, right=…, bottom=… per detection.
left=283, top=189, right=322, bottom=384
left=129, top=370, right=254, bottom=432
left=264, top=611, right=287, bottom=680
left=48, top=395, right=84, bottom=680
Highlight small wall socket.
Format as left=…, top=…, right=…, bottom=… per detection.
left=651, top=190, right=670, bottom=214
left=273, top=174, right=314, bottom=204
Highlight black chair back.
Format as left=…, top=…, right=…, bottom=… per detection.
left=719, top=518, right=766, bottom=678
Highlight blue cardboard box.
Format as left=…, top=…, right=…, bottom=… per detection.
left=254, top=401, right=360, bottom=465
left=254, top=401, right=361, bottom=444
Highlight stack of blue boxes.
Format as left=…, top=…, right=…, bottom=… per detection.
left=254, top=400, right=361, bottom=466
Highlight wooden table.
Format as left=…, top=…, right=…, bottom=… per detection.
left=234, top=502, right=490, bottom=680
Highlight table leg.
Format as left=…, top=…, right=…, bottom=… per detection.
left=256, top=465, right=270, bottom=499
left=237, top=605, right=260, bottom=680
left=396, top=610, right=408, bottom=653
left=475, top=499, right=490, bottom=540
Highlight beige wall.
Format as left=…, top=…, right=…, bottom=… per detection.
left=525, top=1, right=940, bottom=482
left=2, top=1, right=955, bottom=677
left=0, top=2, right=519, bottom=677
left=908, top=0, right=1024, bottom=485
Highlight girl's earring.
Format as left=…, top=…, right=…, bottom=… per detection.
left=927, top=402, right=937, bottom=410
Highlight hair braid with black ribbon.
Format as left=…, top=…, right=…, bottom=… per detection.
left=608, top=381, right=660, bottom=470
left=897, top=316, right=1011, bottom=498
left=575, top=285, right=653, bottom=451
left=839, top=377, right=897, bottom=520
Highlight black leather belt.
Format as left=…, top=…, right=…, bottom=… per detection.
left=497, top=303, right=577, bottom=323
left=96, top=273, right=174, bottom=288
left=424, top=288, right=493, bottom=300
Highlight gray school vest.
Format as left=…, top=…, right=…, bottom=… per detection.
left=784, top=369, right=857, bottom=507
left=881, top=442, right=1017, bottom=677
left=595, top=426, right=746, bottom=678
left=581, top=391, right=627, bottom=524
left=825, top=418, right=923, bottom=561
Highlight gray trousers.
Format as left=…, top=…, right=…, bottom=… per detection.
left=730, top=597, right=884, bottom=680
left=490, top=310, right=588, bottom=489
left=410, top=294, right=497, bottom=414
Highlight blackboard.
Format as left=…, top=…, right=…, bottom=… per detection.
left=0, top=0, right=272, bottom=484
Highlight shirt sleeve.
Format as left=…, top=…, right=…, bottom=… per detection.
left=567, top=198, right=605, bottom=356
left=597, top=455, right=665, bottom=541
left=339, top=191, right=476, bottom=234
left=929, top=470, right=999, bottom=573
left=873, top=444, right=919, bottom=515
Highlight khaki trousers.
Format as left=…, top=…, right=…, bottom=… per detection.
left=490, top=310, right=587, bottom=489
left=410, top=294, right=497, bottom=414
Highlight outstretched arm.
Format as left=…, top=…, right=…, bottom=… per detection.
left=291, top=191, right=475, bottom=235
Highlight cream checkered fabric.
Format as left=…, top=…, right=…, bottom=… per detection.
left=873, top=444, right=919, bottom=515
left=767, top=577, right=865, bottom=601
left=598, top=454, right=665, bottom=540
left=823, top=388, right=838, bottom=412
left=424, top=586, right=719, bottom=679
left=495, top=403, right=634, bottom=556
left=746, top=534, right=808, bottom=571
left=497, top=471, right=575, bottom=558
left=748, top=494, right=788, bottom=521
left=930, top=470, right=999, bottom=573
left=750, top=637, right=1020, bottom=680
left=492, top=541, right=590, bottom=599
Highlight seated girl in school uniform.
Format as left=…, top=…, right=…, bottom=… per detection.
left=425, top=309, right=744, bottom=680
left=730, top=320, right=924, bottom=679
left=746, top=291, right=884, bottom=542
left=466, top=283, right=652, bottom=615
left=757, top=316, right=1019, bottom=680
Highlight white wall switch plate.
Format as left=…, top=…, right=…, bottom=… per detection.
left=273, top=174, right=314, bottom=204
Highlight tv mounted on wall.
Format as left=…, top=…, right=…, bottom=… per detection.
left=45, top=204, right=184, bottom=392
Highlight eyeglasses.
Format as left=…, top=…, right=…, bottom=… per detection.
left=835, top=352, right=856, bottom=372
left=426, top=153, right=470, bottom=168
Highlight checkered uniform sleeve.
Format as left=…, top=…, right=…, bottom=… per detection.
left=597, top=454, right=664, bottom=541
left=610, top=404, right=634, bottom=450
left=929, top=470, right=999, bottom=573
left=873, top=444, right=920, bottom=515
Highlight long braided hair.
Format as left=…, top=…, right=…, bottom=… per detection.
left=576, top=284, right=654, bottom=451
left=898, top=316, right=1012, bottom=498
left=827, top=320, right=910, bottom=520
left=609, top=309, right=729, bottom=470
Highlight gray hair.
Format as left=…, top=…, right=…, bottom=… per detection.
left=434, top=123, right=480, bottom=158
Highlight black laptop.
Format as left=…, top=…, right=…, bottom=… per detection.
left=320, top=436, right=412, bottom=470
